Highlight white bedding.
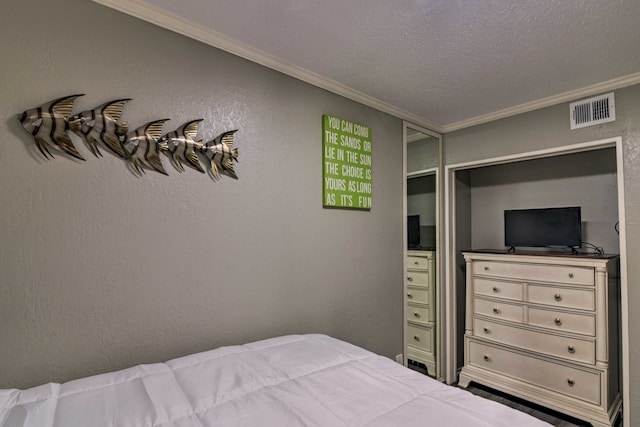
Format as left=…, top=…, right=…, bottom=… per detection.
left=0, top=334, right=550, bottom=426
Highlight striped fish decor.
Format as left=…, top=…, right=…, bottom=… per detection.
left=158, top=119, right=206, bottom=173
left=67, top=98, right=131, bottom=158
left=17, top=94, right=86, bottom=160
left=201, top=130, right=239, bottom=180
left=16, top=95, right=240, bottom=181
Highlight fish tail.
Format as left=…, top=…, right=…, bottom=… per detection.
left=232, top=148, right=239, bottom=161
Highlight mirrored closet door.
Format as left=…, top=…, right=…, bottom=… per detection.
left=403, top=122, right=442, bottom=380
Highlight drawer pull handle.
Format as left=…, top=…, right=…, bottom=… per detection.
left=407, top=277, right=413, bottom=282
left=493, top=308, right=500, bottom=314
left=413, top=336, right=420, bottom=342
left=554, top=293, right=562, bottom=301
left=568, top=273, right=574, bottom=278
left=483, top=327, right=490, bottom=334
left=492, top=286, right=499, bottom=293
left=407, top=293, right=413, bottom=298
left=483, top=355, right=490, bottom=362
left=567, top=378, right=575, bottom=387
left=484, top=266, right=489, bottom=271
left=414, top=261, right=420, bottom=265
left=554, top=318, right=562, bottom=326
left=413, top=312, right=420, bottom=318
left=568, top=345, right=575, bottom=354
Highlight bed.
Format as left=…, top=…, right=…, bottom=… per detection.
left=0, top=334, right=550, bottom=426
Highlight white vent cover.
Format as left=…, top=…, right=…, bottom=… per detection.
left=570, top=92, right=615, bottom=129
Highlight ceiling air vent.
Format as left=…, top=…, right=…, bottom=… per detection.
left=570, top=92, right=615, bottom=129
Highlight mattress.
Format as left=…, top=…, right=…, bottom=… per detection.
left=0, top=334, right=550, bottom=426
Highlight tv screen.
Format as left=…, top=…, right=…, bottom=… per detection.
left=504, top=207, right=582, bottom=248
left=408, top=215, right=420, bottom=248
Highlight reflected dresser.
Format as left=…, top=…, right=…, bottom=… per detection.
left=406, top=250, right=436, bottom=377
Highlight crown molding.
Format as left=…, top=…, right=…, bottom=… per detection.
left=90, top=0, right=444, bottom=133
left=442, top=72, right=640, bottom=133
left=91, top=1, right=640, bottom=136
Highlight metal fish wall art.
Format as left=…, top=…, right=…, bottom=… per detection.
left=17, top=94, right=86, bottom=161
left=16, top=94, right=240, bottom=181
left=122, top=119, right=170, bottom=176
left=68, top=98, right=131, bottom=158
left=158, top=119, right=206, bottom=173
left=201, top=130, right=239, bottom=180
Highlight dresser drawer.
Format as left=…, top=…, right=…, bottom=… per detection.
left=407, top=287, right=430, bottom=305
left=475, top=278, right=523, bottom=301
left=474, top=318, right=595, bottom=364
left=407, top=304, right=431, bottom=324
left=407, top=323, right=434, bottom=352
left=468, top=340, right=601, bottom=404
left=473, top=261, right=594, bottom=286
left=527, top=307, right=595, bottom=336
left=407, top=255, right=431, bottom=270
left=407, top=270, right=430, bottom=286
left=475, top=298, right=523, bottom=323
left=527, top=284, right=594, bottom=310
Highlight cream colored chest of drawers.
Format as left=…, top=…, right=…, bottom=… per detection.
left=458, top=251, right=620, bottom=427
left=406, top=250, right=436, bottom=377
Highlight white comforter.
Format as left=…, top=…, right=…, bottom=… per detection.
left=0, top=334, right=550, bottom=426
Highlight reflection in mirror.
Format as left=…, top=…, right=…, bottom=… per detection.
left=404, top=122, right=442, bottom=380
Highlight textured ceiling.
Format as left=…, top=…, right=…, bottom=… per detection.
left=99, top=0, right=640, bottom=132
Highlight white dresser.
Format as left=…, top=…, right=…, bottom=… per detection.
left=406, top=250, right=437, bottom=377
left=458, top=251, right=620, bottom=427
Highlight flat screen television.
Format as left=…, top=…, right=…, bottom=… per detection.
left=408, top=215, right=420, bottom=248
left=504, top=207, right=582, bottom=249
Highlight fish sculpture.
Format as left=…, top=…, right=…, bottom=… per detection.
left=122, top=119, right=169, bottom=176
left=158, top=119, right=205, bottom=173
left=17, top=94, right=85, bottom=160
left=67, top=98, right=131, bottom=158
left=201, top=130, right=239, bottom=179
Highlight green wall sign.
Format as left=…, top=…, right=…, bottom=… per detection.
left=322, top=114, right=372, bottom=210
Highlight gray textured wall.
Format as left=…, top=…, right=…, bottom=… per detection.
left=444, top=84, right=640, bottom=423
left=0, top=0, right=403, bottom=388
left=469, top=149, right=619, bottom=253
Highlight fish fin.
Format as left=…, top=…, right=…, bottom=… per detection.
left=54, top=133, right=85, bottom=161
left=147, top=153, right=168, bottom=175
left=35, top=136, right=54, bottom=160
left=102, top=98, right=131, bottom=122
left=186, top=151, right=205, bottom=173
left=205, top=130, right=237, bottom=148
left=232, top=148, right=239, bottom=161
left=103, top=133, right=126, bottom=158
left=132, top=158, right=145, bottom=176
left=87, top=136, right=102, bottom=158
left=221, top=159, right=238, bottom=179
left=50, top=94, right=84, bottom=120
left=171, top=152, right=185, bottom=172
left=220, top=130, right=237, bottom=148
left=180, top=119, right=203, bottom=140
left=209, top=160, right=220, bottom=180
left=143, top=119, right=170, bottom=140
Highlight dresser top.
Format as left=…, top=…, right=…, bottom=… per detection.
left=463, top=249, right=618, bottom=260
